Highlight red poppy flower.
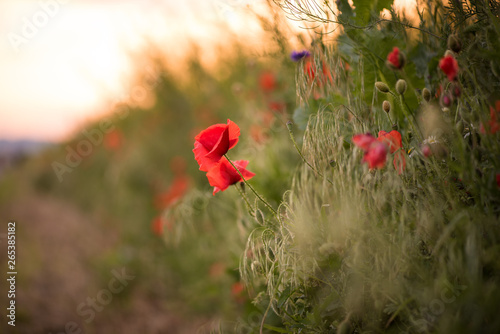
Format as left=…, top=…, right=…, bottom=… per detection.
left=206, top=158, right=255, bottom=195
left=377, top=130, right=402, bottom=154
left=439, top=55, right=459, bottom=81
left=377, top=130, right=406, bottom=173
left=353, top=133, right=388, bottom=169
left=496, top=173, right=500, bottom=188
left=193, top=119, right=240, bottom=172
left=353, top=133, right=376, bottom=151
left=259, top=72, right=277, bottom=93
left=363, top=142, right=388, bottom=169
left=387, top=47, right=403, bottom=70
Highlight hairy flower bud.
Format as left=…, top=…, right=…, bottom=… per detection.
left=382, top=100, right=391, bottom=113
left=422, top=88, right=431, bottom=102
left=447, top=34, right=461, bottom=53
left=444, top=50, right=455, bottom=58
left=375, top=81, right=390, bottom=93
left=396, top=79, right=407, bottom=95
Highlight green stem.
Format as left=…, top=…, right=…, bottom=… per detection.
left=397, top=94, right=423, bottom=142
left=224, top=155, right=277, bottom=217
left=234, top=183, right=255, bottom=217
left=287, top=122, right=334, bottom=186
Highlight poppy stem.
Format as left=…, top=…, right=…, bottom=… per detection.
left=224, top=155, right=278, bottom=217
left=234, top=183, right=255, bottom=218
left=286, top=121, right=334, bottom=186
left=398, top=95, right=424, bottom=142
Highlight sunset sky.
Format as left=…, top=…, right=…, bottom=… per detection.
left=0, top=0, right=264, bottom=142
left=0, top=0, right=414, bottom=142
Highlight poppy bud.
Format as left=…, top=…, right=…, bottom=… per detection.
left=396, top=79, right=407, bottom=95
left=382, top=100, right=391, bottom=113
left=386, top=47, right=406, bottom=70
left=422, top=88, right=431, bottom=102
left=444, top=50, right=455, bottom=58
left=329, top=160, right=336, bottom=168
left=375, top=81, right=390, bottom=93
left=422, top=144, right=432, bottom=157
left=447, top=34, right=461, bottom=53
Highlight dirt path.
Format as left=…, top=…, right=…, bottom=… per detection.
left=0, top=195, right=210, bottom=334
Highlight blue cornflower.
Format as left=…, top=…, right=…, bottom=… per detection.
left=290, top=50, right=310, bottom=62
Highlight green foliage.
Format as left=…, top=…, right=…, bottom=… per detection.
left=3, top=0, right=500, bottom=332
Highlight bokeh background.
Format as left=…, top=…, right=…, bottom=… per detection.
left=4, top=0, right=494, bottom=334
left=0, top=0, right=302, bottom=332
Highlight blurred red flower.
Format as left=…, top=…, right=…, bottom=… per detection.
left=377, top=130, right=405, bottom=174
left=496, top=174, right=500, bottom=188
left=353, top=133, right=388, bottom=169
left=193, top=119, right=240, bottom=171
left=268, top=101, right=286, bottom=113
left=439, top=55, right=459, bottom=81
left=304, top=59, right=333, bottom=86
left=250, top=125, right=268, bottom=144
left=154, top=175, right=191, bottom=209
left=480, top=101, right=500, bottom=134
left=104, top=129, right=123, bottom=151
left=259, top=72, right=277, bottom=93
left=377, top=130, right=402, bottom=154
left=352, top=133, right=376, bottom=151
left=206, top=158, right=255, bottom=195
left=363, top=142, right=388, bottom=169
left=151, top=216, right=171, bottom=236
left=231, top=282, right=245, bottom=303
left=387, top=47, right=403, bottom=69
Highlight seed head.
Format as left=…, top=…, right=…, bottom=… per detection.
left=396, top=79, right=407, bottom=95
left=382, top=100, right=391, bottom=113
left=375, top=81, right=390, bottom=93
left=422, top=88, right=431, bottom=102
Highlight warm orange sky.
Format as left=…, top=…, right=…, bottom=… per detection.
left=0, top=0, right=266, bottom=142
left=0, top=0, right=416, bottom=142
